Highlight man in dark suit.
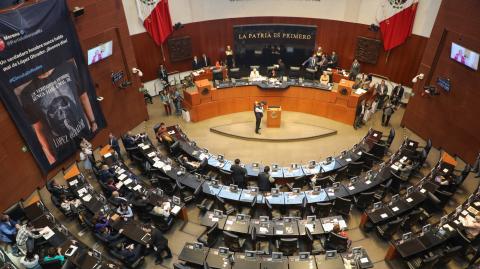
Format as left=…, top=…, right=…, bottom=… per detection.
left=302, top=53, right=317, bottom=69
left=376, top=80, right=389, bottom=109
left=254, top=101, right=264, bottom=134
left=230, top=159, right=247, bottom=188
left=149, top=228, right=172, bottom=264
left=158, top=65, right=168, bottom=84
left=328, top=51, right=338, bottom=68
left=391, top=84, right=404, bottom=107
left=192, top=56, right=201, bottom=70
left=277, top=59, right=286, bottom=77
left=108, top=133, right=121, bottom=158
left=349, top=59, right=360, bottom=80
left=201, top=53, right=210, bottom=68
left=258, top=166, right=275, bottom=192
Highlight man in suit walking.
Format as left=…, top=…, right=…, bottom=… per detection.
left=349, top=59, right=360, bottom=81
left=302, top=53, right=317, bottom=69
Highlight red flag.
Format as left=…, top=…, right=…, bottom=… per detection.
left=377, top=0, right=418, bottom=51
left=136, top=0, right=173, bottom=45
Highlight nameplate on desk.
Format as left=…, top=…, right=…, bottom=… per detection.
left=380, top=213, right=388, bottom=218
left=406, top=197, right=413, bottom=203
left=391, top=164, right=399, bottom=170
left=124, top=178, right=133, bottom=185
left=117, top=169, right=126, bottom=174
left=153, top=162, right=165, bottom=169
left=357, top=151, right=362, bottom=155
left=211, top=217, right=219, bottom=222
left=118, top=174, right=127, bottom=180
left=82, top=194, right=92, bottom=202
left=373, top=133, right=378, bottom=137
left=133, top=185, right=142, bottom=191
left=276, top=230, right=284, bottom=235
left=69, top=179, right=78, bottom=186
left=392, top=207, right=399, bottom=212
left=171, top=205, right=181, bottom=215
left=260, top=227, right=269, bottom=233
left=443, top=168, right=449, bottom=173
left=147, top=152, right=156, bottom=158
left=226, top=220, right=234, bottom=225
left=163, top=165, right=172, bottom=172
left=104, top=152, right=112, bottom=158
left=153, top=157, right=161, bottom=163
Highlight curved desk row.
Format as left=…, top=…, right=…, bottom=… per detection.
left=183, top=82, right=369, bottom=124
left=166, top=126, right=384, bottom=180
left=136, top=132, right=410, bottom=208
left=179, top=242, right=374, bottom=269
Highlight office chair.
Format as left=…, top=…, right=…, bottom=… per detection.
left=223, top=231, right=246, bottom=252
left=353, top=191, right=376, bottom=211
left=287, top=175, right=309, bottom=191
left=421, top=190, right=452, bottom=214
left=213, top=69, right=223, bottom=81
left=332, top=197, right=352, bottom=217
left=197, top=198, right=215, bottom=213
left=218, top=170, right=233, bottom=186
left=450, top=164, right=471, bottom=192
left=373, top=179, right=392, bottom=202
left=239, top=195, right=257, bottom=216
left=406, top=254, right=439, bottom=269
left=191, top=158, right=209, bottom=174
left=313, top=175, right=335, bottom=188
left=436, top=245, right=462, bottom=265
left=376, top=218, right=402, bottom=240
left=372, top=128, right=395, bottom=157
left=39, top=259, right=64, bottom=269
left=312, top=202, right=332, bottom=218
left=229, top=68, right=241, bottom=79
left=305, top=226, right=324, bottom=254
left=216, top=196, right=236, bottom=215
left=176, top=180, right=201, bottom=204
left=289, top=66, right=301, bottom=79
left=151, top=213, right=175, bottom=232
left=305, top=68, right=316, bottom=80
left=265, top=199, right=282, bottom=220
left=287, top=196, right=307, bottom=218
left=198, top=222, right=219, bottom=247
left=400, top=209, right=423, bottom=232
left=347, top=161, right=365, bottom=178
left=324, top=232, right=349, bottom=253
left=333, top=166, right=348, bottom=181
left=109, top=243, right=145, bottom=268
left=359, top=152, right=381, bottom=170
left=251, top=226, right=271, bottom=254
left=275, top=238, right=299, bottom=256
left=416, top=139, right=432, bottom=157
left=151, top=175, right=176, bottom=195
left=3, top=201, right=26, bottom=223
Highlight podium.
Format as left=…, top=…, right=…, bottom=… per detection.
left=266, top=106, right=282, bottom=128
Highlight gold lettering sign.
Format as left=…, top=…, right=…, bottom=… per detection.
left=238, top=31, right=312, bottom=41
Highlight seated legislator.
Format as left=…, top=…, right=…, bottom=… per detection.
left=20, top=252, right=40, bottom=269
left=59, top=195, right=82, bottom=215
left=109, top=191, right=129, bottom=207
left=116, top=241, right=143, bottom=263
left=96, top=227, right=123, bottom=245
left=93, top=213, right=111, bottom=233
left=460, top=213, right=480, bottom=240
left=156, top=122, right=168, bottom=141
left=180, top=156, right=201, bottom=171
left=98, top=165, right=115, bottom=183
left=117, top=202, right=134, bottom=219
left=192, top=56, right=202, bottom=70
left=249, top=68, right=260, bottom=80
left=43, top=247, right=65, bottom=265
left=230, top=159, right=247, bottom=189
left=320, top=71, right=330, bottom=85
left=151, top=201, right=172, bottom=218
left=201, top=53, right=211, bottom=68
left=258, top=166, right=275, bottom=192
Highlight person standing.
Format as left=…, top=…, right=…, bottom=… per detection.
left=108, top=133, right=122, bottom=159
left=201, top=53, right=211, bottom=68
left=258, top=166, right=275, bottom=192
left=225, top=45, right=234, bottom=68
left=349, top=59, right=361, bottom=81
left=254, top=101, right=264, bottom=134
left=160, top=91, right=172, bottom=116
left=230, top=159, right=247, bottom=188
left=382, top=102, right=395, bottom=126
left=391, top=83, right=404, bottom=107
left=192, top=56, right=201, bottom=70
left=328, top=51, right=338, bottom=68
left=473, top=153, right=480, bottom=178
left=354, top=100, right=365, bottom=129
left=376, top=80, right=389, bottom=110
left=172, top=88, right=183, bottom=116
left=15, top=222, right=45, bottom=255
left=158, top=65, right=168, bottom=84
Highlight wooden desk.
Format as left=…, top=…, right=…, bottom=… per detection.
left=183, top=85, right=366, bottom=125
left=193, top=67, right=227, bottom=81
left=266, top=106, right=282, bottom=128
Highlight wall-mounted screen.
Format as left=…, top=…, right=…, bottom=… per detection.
left=450, top=42, right=479, bottom=70
left=87, top=40, right=113, bottom=65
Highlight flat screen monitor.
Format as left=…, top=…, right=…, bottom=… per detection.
left=451, top=42, right=479, bottom=70
left=87, top=40, right=113, bottom=65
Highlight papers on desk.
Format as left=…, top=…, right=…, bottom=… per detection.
left=212, top=217, right=219, bottom=222
left=147, top=152, right=156, bottom=158
left=226, top=220, right=234, bottom=225
left=420, top=188, right=426, bottom=194
left=141, top=145, right=150, bottom=150
left=357, top=151, right=362, bottom=156
left=77, top=187, right=87, bottom=197
left=82, top=194, right=92, bottom=202
left=259, top=227, right=269, bottom=233
left=124, top=178, right=133, bottom=185
left=138, top=143, right=145, bottom=148
left=171, top=205, right=181, bottom=215
left=163, top=165, right=172, bottom=172
left=276, top=230, right=284, bottom=235
left=133, top=185, right=142, bottom=191
left=153, top=161, right=165, bottom=169
left=345, top=158, right=352, bottom=162
left=64, top=245, right=78, bottom=257
left=392, top=207, right=399, bottom=212
left=406, top=197, right=413, bottom=203
left=348, top=186, right=355, bottom=190
left=468, top=206, right=479, bottom=215
left=305, top=224, right=314, bottom=232
left=323, top=223, right=334, bottom=232
left=69, top=179, right=78, bottom=186
left=391, top=164, right=399, bottom=170
left=360, top=258, right=369, bottom=264
left=118, top=174, right=127, bottom=180
left=117, top=169, right=126, bottom=174
left=355, top=89, right=367, bottom=95
left=115, top=182, right=123, bottom=189
left=104, top=152, right=112, bottom=158
left=475, top=202, right=480, bottom=207
left=373, top=133, right=378, bottom=137
left=199, top=153, right=209, bottom=160
left=443, top=224, right=454, bottom=232
left=153, top=157, right=161, bottom=163
left=365, top=180, right=372, bottom=185
left=380, top=213, right=388, bottom=218
left=41, top=226, right=55, bottom=240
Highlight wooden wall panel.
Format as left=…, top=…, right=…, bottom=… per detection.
left=402, top=0, right=480, bottom=164
left=132, top=17, right=427, bottom=86
left=0, top=0, right=148, bottom=211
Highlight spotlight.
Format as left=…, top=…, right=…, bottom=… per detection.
left=72, top=6, right=84, bottom=17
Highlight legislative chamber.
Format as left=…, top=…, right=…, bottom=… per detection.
left=0, top=1, right=479, bottom=269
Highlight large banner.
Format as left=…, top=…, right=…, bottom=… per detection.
left=0, top=0, right=105, bottom=173
left=234, top=24, right=317, bottom=48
